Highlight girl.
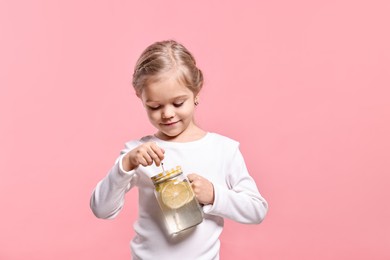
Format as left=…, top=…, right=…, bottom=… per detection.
left=90, top=40, right=268, bottom=260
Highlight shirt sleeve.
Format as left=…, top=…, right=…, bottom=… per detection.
left=90, top=141, right=140, bottom=219
left=203, top=146, right=268, bottom=224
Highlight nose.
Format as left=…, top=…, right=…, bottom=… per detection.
left=161, top=106, right=175, bottom=119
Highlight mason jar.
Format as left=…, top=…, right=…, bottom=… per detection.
left=151, top=166, right=203, bottom=234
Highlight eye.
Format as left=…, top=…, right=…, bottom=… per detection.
left=173, top=102, right=184, bottom=108
left=147, top=105, right=161, bottom=110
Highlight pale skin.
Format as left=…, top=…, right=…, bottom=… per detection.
left=122, top=71, right=215, bottom=205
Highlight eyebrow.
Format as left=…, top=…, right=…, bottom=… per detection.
left=145, top=95, right=189, bottom=103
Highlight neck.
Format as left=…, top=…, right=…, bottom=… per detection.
left=156, top=124, right=206, bottom=143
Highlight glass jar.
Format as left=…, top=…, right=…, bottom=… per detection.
left=151, top=166, right=203, bottom=234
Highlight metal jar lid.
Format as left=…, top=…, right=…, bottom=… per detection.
left=151, top=166, right=183, bottom=185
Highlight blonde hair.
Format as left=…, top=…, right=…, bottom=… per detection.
left=132, top=40, right=204, bottom=96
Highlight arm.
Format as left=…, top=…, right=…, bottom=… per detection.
left=203, top=147, right=268, bottom=224
left=90, top=153, right=137, bottom=219
left=90, top=140, right=165, bottom=219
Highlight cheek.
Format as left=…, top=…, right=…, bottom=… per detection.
left=146, top=111, right=160, bottom=121
left=182, top=105, right=195, bottom=117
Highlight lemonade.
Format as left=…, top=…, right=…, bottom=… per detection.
left=161, top=181, right=194, bottom=209
left=151, top=166, right=203, bottom=234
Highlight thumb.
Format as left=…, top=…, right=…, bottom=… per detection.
left=187, top=173, right=199, bottom=182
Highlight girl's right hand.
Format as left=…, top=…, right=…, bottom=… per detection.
left=122, top=142, right=165, bottom=172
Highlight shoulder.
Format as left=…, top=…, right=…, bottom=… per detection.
left=206, top=132, right=240, bottom=150
left=122, top=135, right=155, bottom=152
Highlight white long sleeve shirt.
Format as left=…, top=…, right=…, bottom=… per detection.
left=90, top=132, right=268, bottom=260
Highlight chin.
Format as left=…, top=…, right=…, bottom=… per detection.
left=163, top=132, right=180, bottom=138
left=159, top=130, right=183, bottom=139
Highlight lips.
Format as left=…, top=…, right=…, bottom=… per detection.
left=161, top=121, right=179, bottom=126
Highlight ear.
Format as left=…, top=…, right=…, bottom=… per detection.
left=194, top=95, right=199, bottom=106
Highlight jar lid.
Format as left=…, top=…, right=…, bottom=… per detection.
left=151, top=166, right=182, bottom=184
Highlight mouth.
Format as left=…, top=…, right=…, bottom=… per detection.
left=160, top=121, right=180, bottom=126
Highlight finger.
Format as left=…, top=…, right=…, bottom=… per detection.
left=187, top=173, right=199, bottom=183
left=143, top=143, right=164, bottom=166
left=147, top=148, right=162, bottom=166
left=138, top=157, right=149, bottom=167
left=140, top=152, right=153, bottom=166
left=150, top=143, right=165, bottom=160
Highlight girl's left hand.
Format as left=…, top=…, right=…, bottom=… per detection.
left=187, top=174, right=215, bottom=205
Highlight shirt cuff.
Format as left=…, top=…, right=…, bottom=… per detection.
left=118, top=152, right=136, bottom=177
left=202, top=183, right=225, bottom=215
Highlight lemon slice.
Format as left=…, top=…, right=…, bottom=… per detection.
left=161, top=181, right=191, bottom=209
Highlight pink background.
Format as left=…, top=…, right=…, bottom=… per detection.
left=1, top=0, right=389, bottom=259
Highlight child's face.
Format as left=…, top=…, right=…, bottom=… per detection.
left=140, top=73, right=197, bottom=141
